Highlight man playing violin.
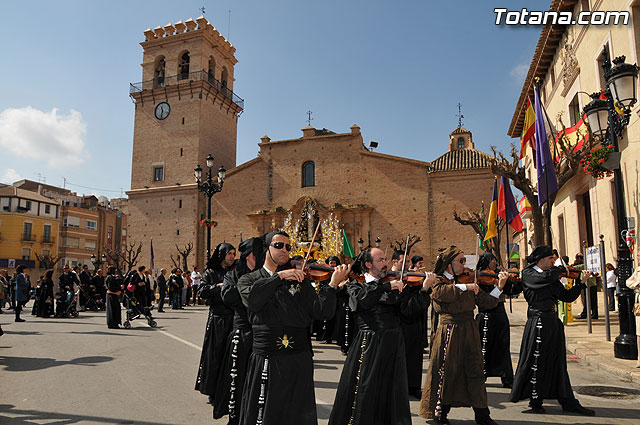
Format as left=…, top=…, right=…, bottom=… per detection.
left=391, top=251, right=432, bottom=399
left=237, top=231, right=349, bottom=425
left=510, top=245, right=595, bottom=416
left=475, top=252, right=523, bottom=389
left=419, top=245, right=507, bottom=425
left=329, top=247, right=436, bottom=425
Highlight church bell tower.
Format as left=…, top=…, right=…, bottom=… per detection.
left=127, top=16, right=243, bottom=270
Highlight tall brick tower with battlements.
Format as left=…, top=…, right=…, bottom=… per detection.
left=126, top=16, right=243, bottom=272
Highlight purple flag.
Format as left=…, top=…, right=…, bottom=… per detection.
left=534, top=85, right=559, bottom=206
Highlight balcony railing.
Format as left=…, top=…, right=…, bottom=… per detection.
left=129, top=70, right=244, bottom=110
left=22, top=234, right=35, bottom=242
left=41, top=236, right=55, bottom=244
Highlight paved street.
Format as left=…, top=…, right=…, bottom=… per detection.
left=1, top=303, right=640, bottom=425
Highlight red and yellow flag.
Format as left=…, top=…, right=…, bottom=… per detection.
left=554, top=113, right=590, bottom=159
left=519, top=97, right=536, bottom=160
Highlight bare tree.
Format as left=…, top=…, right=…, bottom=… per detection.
left=176, top=242, right=194, bottom=272
left=488, top=121, right=594, bottom=246
left=104, top=245, right=124, bottom=274
left=390, top=235, right=422, bottom=257
left=34, top=253, right=61, bottom=270
left=453, top=209, right=506, bottom=266
left=122, top=241, right=143, bottom=274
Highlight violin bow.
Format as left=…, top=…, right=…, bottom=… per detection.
left=400, top=234, right=410, bottom=288
left=302, top=221, right=322, bottom=271
left=474, top=233, right=480, bottom=284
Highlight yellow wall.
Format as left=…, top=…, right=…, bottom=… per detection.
left=521, top=0, right=640, bottom=263
left=0, top=212, right=59, bottom=268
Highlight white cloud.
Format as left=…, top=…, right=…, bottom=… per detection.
left=510, top=64, right=529, bottom=83
left=1, top=168, right=21, bottom=184
left=0, top=107, right=88, bottom=167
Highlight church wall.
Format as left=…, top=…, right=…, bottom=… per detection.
left=428, top=170, right=494, bottom=262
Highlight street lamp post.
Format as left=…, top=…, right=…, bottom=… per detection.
left=583, top=48, right=638, bottom=359
left=195, top=154, right=226, bottom=264
left=357, top=238, right=364, bottom=252
left=90, top=253, right=107, bottom=272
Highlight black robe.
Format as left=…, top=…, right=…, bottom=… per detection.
left=37, top=278, right=54, bottom=317
left=476, top=278, right=522, bottom=385
left=334, top=287, right=355, bottom=354
left=195, top=267, right=234, bottom=399
left=213, top=268, right=253, bottom=423
left=237, top=267, right=336, bottom=425
left=399, top=284, right=430, bottom=392
left=329, top=279, right=411, bottom=425
left=510, top=265, right=585, bottom=407
left=105, top=275, right=122, bottom=328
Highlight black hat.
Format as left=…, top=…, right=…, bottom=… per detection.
left=476, top=252, right=497, bottom=271
left=325, top=255, right=341, bottom=265
left=526, top=245, right=554, bottom=265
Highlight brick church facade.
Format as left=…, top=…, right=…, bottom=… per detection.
left=127, top=16, right=494, bottom=271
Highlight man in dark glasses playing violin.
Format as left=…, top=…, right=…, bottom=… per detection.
left=236, top=231, right=350, bottom=425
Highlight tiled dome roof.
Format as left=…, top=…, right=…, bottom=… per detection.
left=430, top=149, right=492, bottom=172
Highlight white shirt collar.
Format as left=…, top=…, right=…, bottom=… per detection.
left=364, top=273, right=377, bottom=283
left=533, top=265, right=544, bottom=273
left=263, top=265, right=274, bottom=276
left=443, top=271, right=454, bottom=280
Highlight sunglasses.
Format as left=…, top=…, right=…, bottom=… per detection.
left=459, top=257, right=466, bottom=264
left=271, top=242, right=292, bottom=251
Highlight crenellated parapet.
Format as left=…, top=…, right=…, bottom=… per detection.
left=142, top=16, right=236, bottom=59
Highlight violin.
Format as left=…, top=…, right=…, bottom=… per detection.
left=382, top=270, right=427, bottom=286
left=558, top=266, right=582, bottom=280
left=288, top=260, right=363, bottom=283
left=456, top=267, right=517, bottom=286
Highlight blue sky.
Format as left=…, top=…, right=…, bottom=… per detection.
left=0, top=0, right=542, bottom=198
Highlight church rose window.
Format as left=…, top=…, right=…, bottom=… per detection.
left=302, top=161, right=315, bottom=187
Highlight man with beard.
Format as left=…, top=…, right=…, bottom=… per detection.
left=329, top=248, right=434, bottom=425
left=214, top=237, right=266, bottom=424
left=237, top=231, right=348, bottom=425
left=510, top=245, right=595, bottom=416
left=196, top=243, right=236, bottom=405
left=419, top=246, right=507, bottom=425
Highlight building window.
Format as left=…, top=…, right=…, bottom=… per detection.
left=23, top=222, right=32, bottom=241
left=568, top=93, right=581, bottom=126
left=44, top=204, right=51, bottom=214
left=43, top=225, right=52, bottom=243
left=179, top=199, right=182, bottom=208
left=64, top=216, right=80, bottom=228
left=457, top=137, right=465, bottom=149
left=85, top=240, right=97, bottom=250
left=597, top=42, right=611, bottom=90
left=64, top=237, right=79, bottom=248
left=22, top=247, right=31, bottom=260
left=302, top=161, right=315, bottom=187
left=86, top=220, right=97, bottom=231
left=42, top=248, right=50, bottom=257
left=208, top=56, right=216, bottom=84
left=153, top=166, right=164, bottom=182
left=107, top=226, right=113, bottom=247
left=221, top=67, right=229, bottom=94
left=178, top=51, right=190, bottom=80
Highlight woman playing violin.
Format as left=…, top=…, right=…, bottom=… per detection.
left=419, top=246, right=508, bottom=425
left=475, top=252, right=523, bottom=389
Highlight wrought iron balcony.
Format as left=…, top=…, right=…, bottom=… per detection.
left=22, top=234, right=35, bottom=242
left=129, top=70, right=244, bottom=110
left=41, top=236, right=55, bottom=244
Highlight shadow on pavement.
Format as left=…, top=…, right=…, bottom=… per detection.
left=0, top=404, right=178, bottom=425
left=314, top=380, right=338, bottom=390
left=0, top=355, right=113, bottom=372
left=69, top=330, right=145, bottom=337
left=2, top=331, right=41, bottom=336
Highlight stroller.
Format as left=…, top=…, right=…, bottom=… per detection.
left=55, top=288, right=79, bottom=318
left=81, top=286, right=105, bottom=312
left=122, top=291, right=157, bottom=329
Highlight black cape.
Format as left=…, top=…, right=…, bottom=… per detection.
left=195, top=267, right=234, bottom=398
left=510, top=265, right=584, bottom=405
left=399, top=284, right=430, bottom=391
left=328, top=279, right=411, bottom=425
left=213, top=268, right=254, bottom=423
left=237, top=267, right=336, bottom=425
